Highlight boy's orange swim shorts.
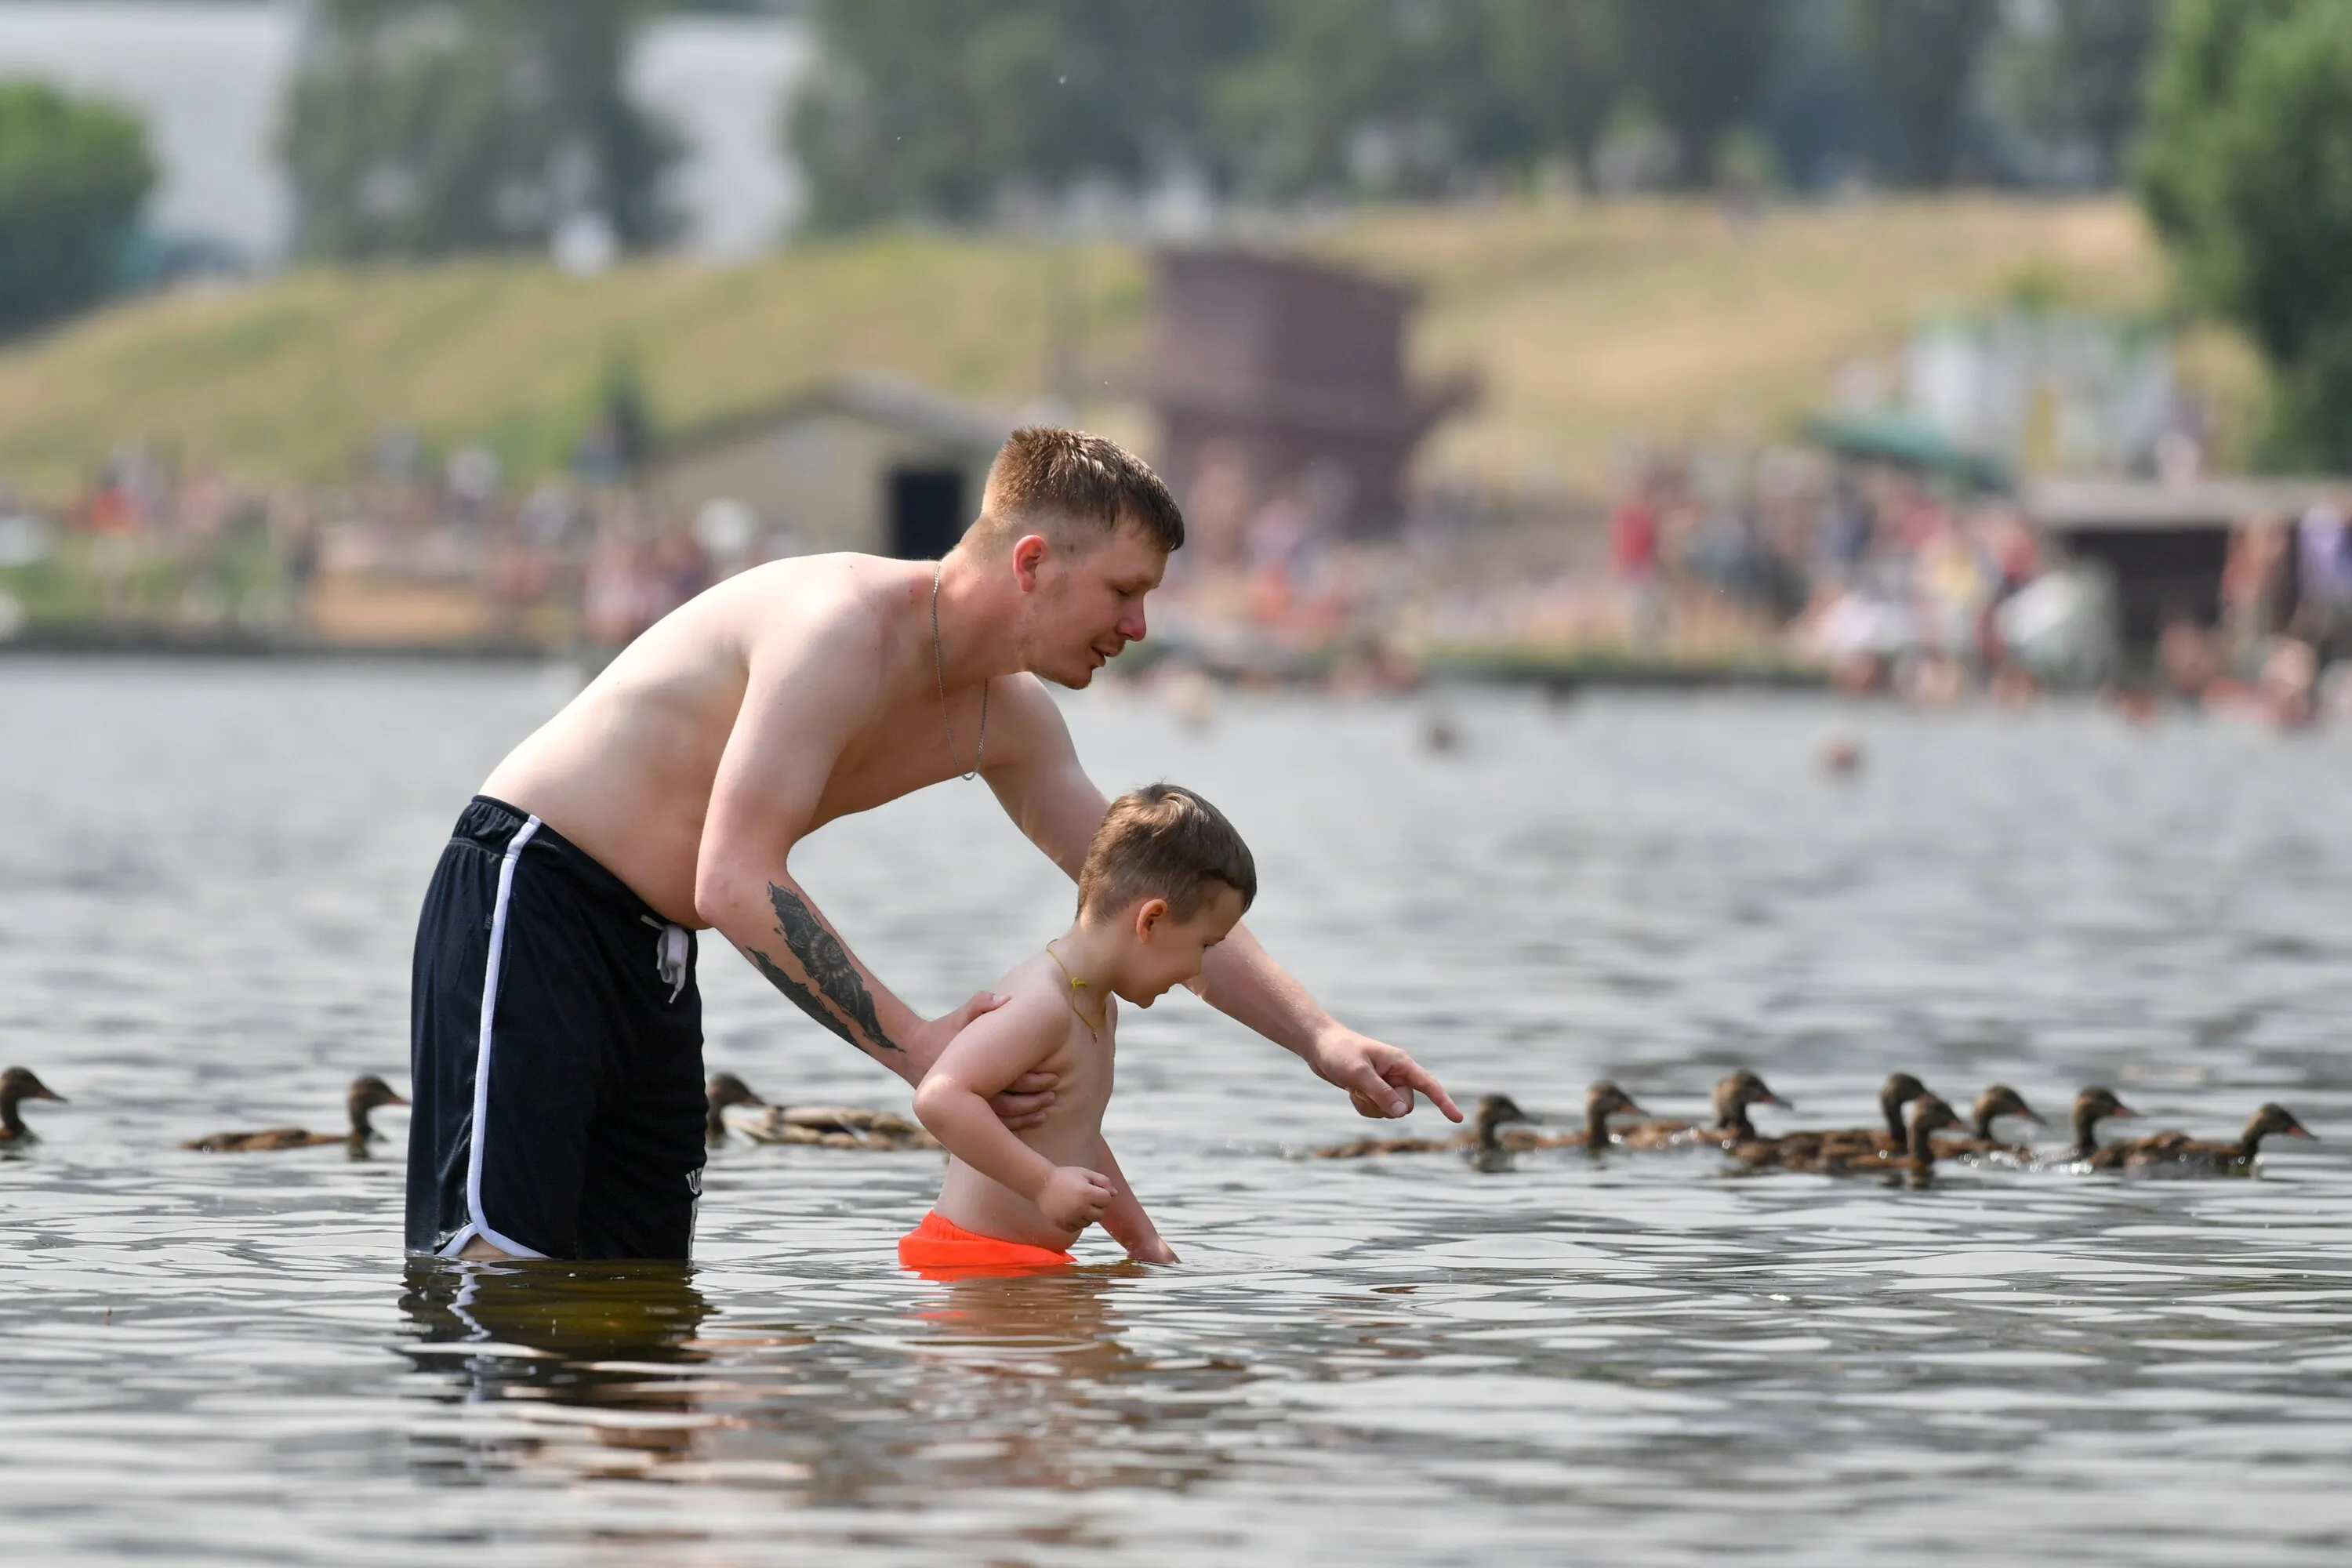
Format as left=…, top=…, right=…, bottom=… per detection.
left=898, top=1210, right=1074, bottom=1279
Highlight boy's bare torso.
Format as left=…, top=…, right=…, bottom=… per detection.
left=483, top=554, right=1011, bottom=926
left=935, top=953, right=1116, bottom=1250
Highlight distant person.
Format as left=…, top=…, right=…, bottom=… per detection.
left=407, top=427, right=1457, bottom=1262
left=2158, top=612, right=2221, bottom=700
left=2220, top=515, right=2288, bottom=670
left=1609, top=481, right=1660, bottom=640
left=2295, top=495, right=2352, bottom=654
left=902, top=785, right=1251, bottom=1276
left=1609, top=485, right=1657, bottom=583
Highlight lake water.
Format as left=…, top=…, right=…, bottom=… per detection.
left=3, top=659, right=2349, bottom=1566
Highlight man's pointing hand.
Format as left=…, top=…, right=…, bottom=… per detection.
left=1310, top=1027, right=1461, bottom=1122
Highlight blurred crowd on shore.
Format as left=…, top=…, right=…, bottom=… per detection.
left=6, top=431, right=2351, bottom=733
left=2151, top=503, right=2352, bottom=729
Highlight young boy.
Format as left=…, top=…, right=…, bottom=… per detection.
left=903, top=784, right=1256, bottom=1276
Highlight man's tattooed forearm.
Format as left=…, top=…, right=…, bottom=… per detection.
left=746, top=946, right=860, bottom=1049
left=767, top=883, right=900, bottom=1054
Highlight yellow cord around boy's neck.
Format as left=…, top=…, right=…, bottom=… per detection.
left=1043, top=940, right=1104, bottom=1042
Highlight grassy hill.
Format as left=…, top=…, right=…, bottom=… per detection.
left=0, top=196, right=2234, bottom=500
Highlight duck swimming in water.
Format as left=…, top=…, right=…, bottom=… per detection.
left=1733, top=1072, right=1928, bottom=1166
left=0, top=1067, right=66, bottom=1144
left=182, top=1075, right=408, bottom=1152
left=1766, top=1094, right=1963, bottom=1179
left=1511, top=1082, right=1649, bottom=1152
left=2063, top=1087, right=2140, bottom=1162
left=704, top=1073, right=938, bottom=1150
left=1932, top=1084, right=2044, bottom=1160
left=2087, top=1102, right=2315, bottom=1173
left=1617, top=1071, right=1790, bottom=1150
left=1310, top=1094, right=1537, bottom=1159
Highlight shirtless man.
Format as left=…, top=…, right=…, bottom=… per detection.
left=405, top=427, right=1460, bottom=1261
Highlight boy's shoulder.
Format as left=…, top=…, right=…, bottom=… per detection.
left=991, top=953, right=1082, bottom=1038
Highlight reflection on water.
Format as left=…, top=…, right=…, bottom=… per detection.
left=4, top=660, right=2352, bottom=1565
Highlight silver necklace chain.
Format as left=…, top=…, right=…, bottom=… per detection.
left=931, top=561, right=987, bottom=780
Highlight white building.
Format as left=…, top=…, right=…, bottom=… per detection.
left=0, top=1, right=812, bottom=265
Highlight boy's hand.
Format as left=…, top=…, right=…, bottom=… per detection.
left=1036, top=1166, right=1116, bottom=1231
left=1124, top=1236, right=1179, bottom=1266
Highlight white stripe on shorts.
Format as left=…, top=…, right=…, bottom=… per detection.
left=438, top=813, right=546, bottom=1260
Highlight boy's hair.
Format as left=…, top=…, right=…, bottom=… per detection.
left=1077, top=783, right=1257, bottom=921
left=967, top=427, right=1185, bottom=556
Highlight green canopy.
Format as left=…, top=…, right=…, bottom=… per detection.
left=1802, top=410, right=2010, bottom=493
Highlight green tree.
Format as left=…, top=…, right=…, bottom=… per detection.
left=2139, top=0, right=2352, bottom=466
left=1850, top=0, right=2001, bottom=187
left=1490, top=0, right=1621, bottom=179
left=1986, top=0, right=2169, bottom=187
left=1208, top=0, right=1617, bottom=199
left=790, top=1, right=1626, bottom=222
left=0, top=80, right=154, bottom=339
left=1611, top=0, right=1787, bottom=187
left=281, top=0, right=678, bottom=260
left=791, top=0, right=1263, bottom=229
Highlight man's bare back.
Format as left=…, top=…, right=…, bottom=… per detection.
left=484, top=553, right=1024, bottom=929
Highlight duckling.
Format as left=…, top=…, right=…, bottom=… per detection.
left=705, top=1073, right=938, bottom=1150
left=0, top=1067, right=66, bottom=1144
left=1889, top=1093, right=1964, bottom=1178
left=1617, top=1070, right=1789, bottom=1150
left=1310, top=1094, right=1535, bottom=1159
left=1932, top=1084, right=2044, bottom=1159
left=2088, top=1102, right=2315, bottom=1173
left=1769, top=1094, right=1963, bottom=1178
left=182, top=1075, right=408, bottom=1152
left=1510, top=1082, right=1649, bottom=1152
left=1735, top=1072, right=1928, bottom=1165
left=2063, top=1086, right=2140, bottom=1161
left=706, top=1072, right=767, bottom=1142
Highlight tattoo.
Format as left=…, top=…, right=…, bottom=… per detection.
left=746, top=945, right=859, bottom=1050
left=764, top=883, right=900, bottom=1054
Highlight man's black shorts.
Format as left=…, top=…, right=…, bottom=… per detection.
left=405, top=795, right=707, bottom=1260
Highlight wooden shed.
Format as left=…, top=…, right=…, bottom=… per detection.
left=652, top=375, right=1013, bottom=561
left=2027, top=476, right=2341, bottom=647
left=1146, top=247, right=1475, bottom=538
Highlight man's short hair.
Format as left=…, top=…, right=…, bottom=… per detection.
left=1077, top=783, right=1256, bottom=921
left=969, top=427, right=1185, bottom=555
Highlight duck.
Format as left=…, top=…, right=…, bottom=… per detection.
left=1310, top=1094, right=1536, bottom=1159
left=1509, top=1082, right=1649, bottom=1152
left=1616, top=1070, right=1789, bottom=1150
left=2087, top=1102, right=2316, bottom=1174
left=1932, top=1084, right=2045, bottom=1159
left=182, top=1075, right=408, bottom=1152
left=1767, top=1094, right=1964, bottom=1179
left=2063, top=1086, right=2140, bottom=1162
left=1733, top=1072, right=1928, bottom=1165
left=0, top=1067, right=66, bottom=1144
left=704, top=1073, right=938, bottom=1150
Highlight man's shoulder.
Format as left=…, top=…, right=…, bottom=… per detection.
left=976, top=671, right=1073, bottom=758
left=735, top=554, right=913, bottom=661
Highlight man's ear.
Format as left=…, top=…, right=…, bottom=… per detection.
left=1012, top=533, right=1049, bottom=590
left=1132, top=897, right=1169, bottom=942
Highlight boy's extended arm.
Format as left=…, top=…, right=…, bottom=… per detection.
left=1094, top=1138, right=1176, bottom=1265
left=912, top=993, right=1114, bottom=1230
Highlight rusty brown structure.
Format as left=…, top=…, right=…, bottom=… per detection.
left=1145, top=247, right=1474, bottom=541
